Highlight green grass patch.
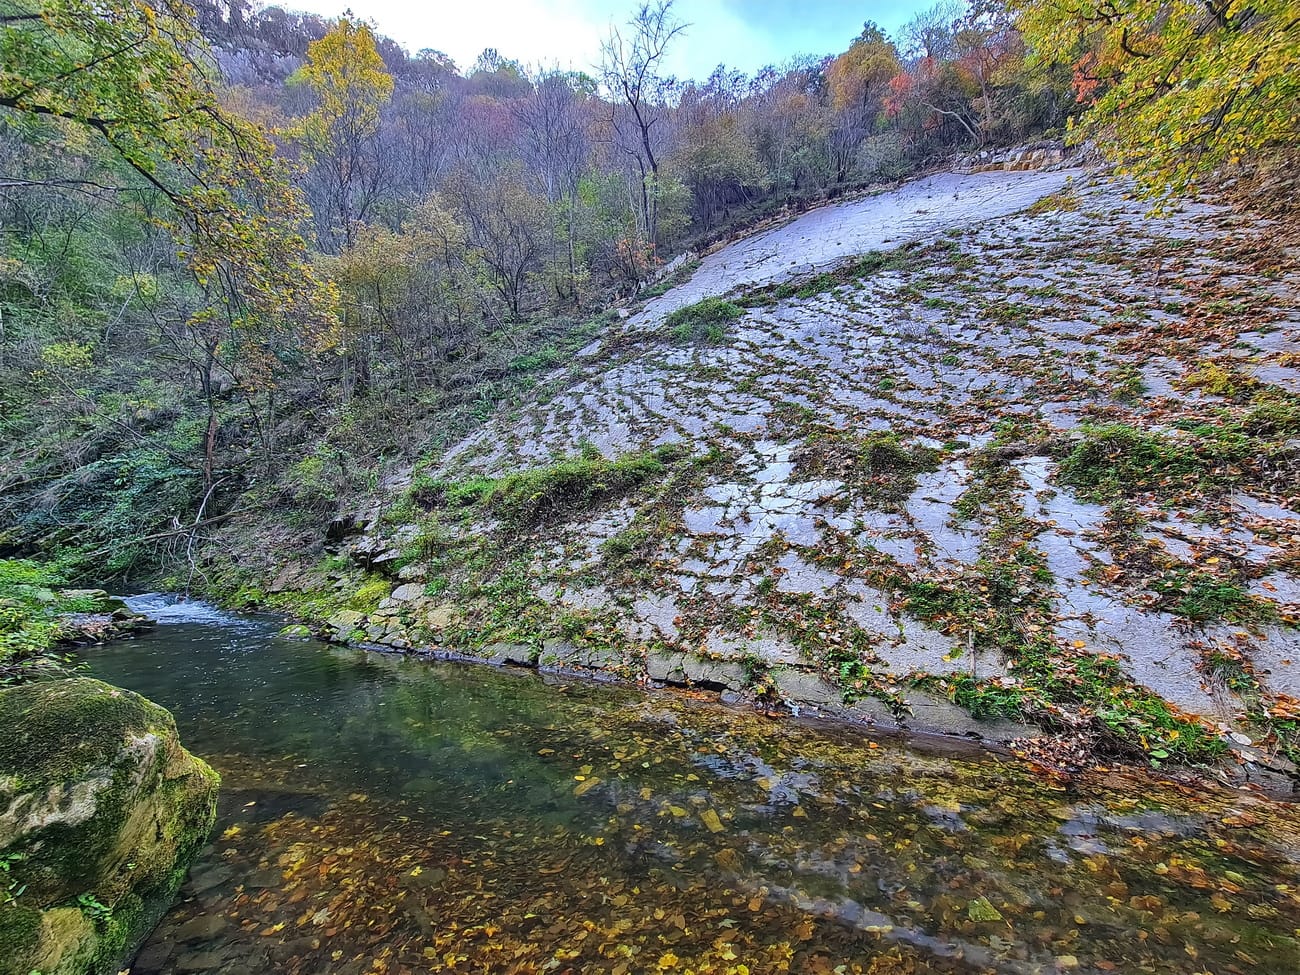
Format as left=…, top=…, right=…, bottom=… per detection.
left=1110, top=363, right=1148, bottom=405
left=1025, top=188, right=1080, bottom=215
left=794, top=430, right=941, bottom=510
left=738, top=246, right=929, bottom=306
left=1148, top=570, right=1276, bottom=624
left=415, top=444, right=687, bottom=529
left=937, top=674, right=1028, bottom=721
left=665, top=297, right=743, bottom=344
left=1057, top=423, right=1229, bottom=502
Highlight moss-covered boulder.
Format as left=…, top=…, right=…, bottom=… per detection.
left=0, top=678, right=219, bottom=975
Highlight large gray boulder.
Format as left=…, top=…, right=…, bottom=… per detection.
left=0, top=678, right=219, bottom=975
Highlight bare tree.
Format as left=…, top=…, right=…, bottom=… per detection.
left=514, top=71, right=592, bottom=300
left=901, top=2, right=962, bottom=61
left=599, top=0, right=686, bottom=247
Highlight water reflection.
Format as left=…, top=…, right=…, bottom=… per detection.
left=85, top=596, right=1300, bottom=975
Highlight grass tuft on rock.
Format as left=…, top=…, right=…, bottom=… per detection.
left=414, top=444, right=686, bottom=529
left=665, top=297, right=743, bottom=344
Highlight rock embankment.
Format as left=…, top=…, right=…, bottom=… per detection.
left=56, top=589, right=154, bottom=646
left=0, top=678, right=218, bottom=975
left=242, top=162, right=1298, bottom=779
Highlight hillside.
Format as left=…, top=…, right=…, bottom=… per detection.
left=226, top=161, right=1299, bottom=778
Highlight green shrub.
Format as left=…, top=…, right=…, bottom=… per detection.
left=665, top=297, right=742, bottom=344
left=0, top=559, right=82, bottom=684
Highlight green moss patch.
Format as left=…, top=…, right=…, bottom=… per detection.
left=794, top=430, right=941, bottom=511
left=412, top=444, right=686, bottom=530
left=0, top=678, right=218, bottom=975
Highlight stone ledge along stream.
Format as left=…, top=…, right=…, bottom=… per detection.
left=71, top=592, right=1300, bottom=974
left=273, top=162, right=1298, bottom=779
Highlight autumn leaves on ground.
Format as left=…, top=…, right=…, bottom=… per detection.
left=79, top=633, right=1300, bottom=975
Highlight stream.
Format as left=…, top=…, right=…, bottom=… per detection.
left=82, top=594, right=1300, bottom=975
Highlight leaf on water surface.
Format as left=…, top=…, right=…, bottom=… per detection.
left=700, top=808, right=725, bottom=833
left=574, top=776, right=600, bottom=797
left=967, top=896, right=1004, bottom=922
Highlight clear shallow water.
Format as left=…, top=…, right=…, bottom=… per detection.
left=83, top=595, right=1300, bottom=975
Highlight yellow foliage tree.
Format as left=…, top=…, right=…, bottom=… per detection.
left=1015, top=0, right=1300, bottom=198
left=294, top=17, right=395, bottom=249
left=0, top=0, right=339, bottom=395
left=827, top=23, right=903, bottom=114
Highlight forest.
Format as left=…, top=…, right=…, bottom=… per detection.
left=1, top=0, right=1296, bottom=631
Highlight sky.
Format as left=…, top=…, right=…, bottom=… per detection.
left=282, top=1, right=928, bottom=80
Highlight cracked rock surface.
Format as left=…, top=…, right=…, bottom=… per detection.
left=322, top=167, right=1299, bottom=763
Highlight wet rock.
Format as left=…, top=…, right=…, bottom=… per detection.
left=681, top=657, right=748, bottom=691
left=57, top=589, right=154, bottom=646
left=646, top=650, right=687, bottom=683
left=186, top=863, right=233, bottom=894
left=772, top=668, right=843, bottom=707
left=903, top=691, right=1032, bottom=742
left=539, top=638, right=620, bottom=671
left=268, top=936, right=317, bottom=965
left=175, top=948, right=227, bottom=972
left=173, top=913, right=228, bottom=942
left=246, top=868, right=283, bottom=889
left=483, top=642, right=538, bottom=667
left=0, top=679, right=219, bottom=975
left=130, top=940, right=175, bottom=972
left=325, top=609, right=366, bottom=636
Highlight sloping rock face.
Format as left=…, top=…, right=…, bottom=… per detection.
left=0, top=679, right=219, bottom=975
left=265, top=166, right=1298, bottom=767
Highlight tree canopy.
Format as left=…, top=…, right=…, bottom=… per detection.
left=0, top=0, right=337, bottom=374
left=1016, top=0, right=1300, bottom=196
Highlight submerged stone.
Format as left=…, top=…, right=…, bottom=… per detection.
left=0, top=678, right=219, bottom=975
